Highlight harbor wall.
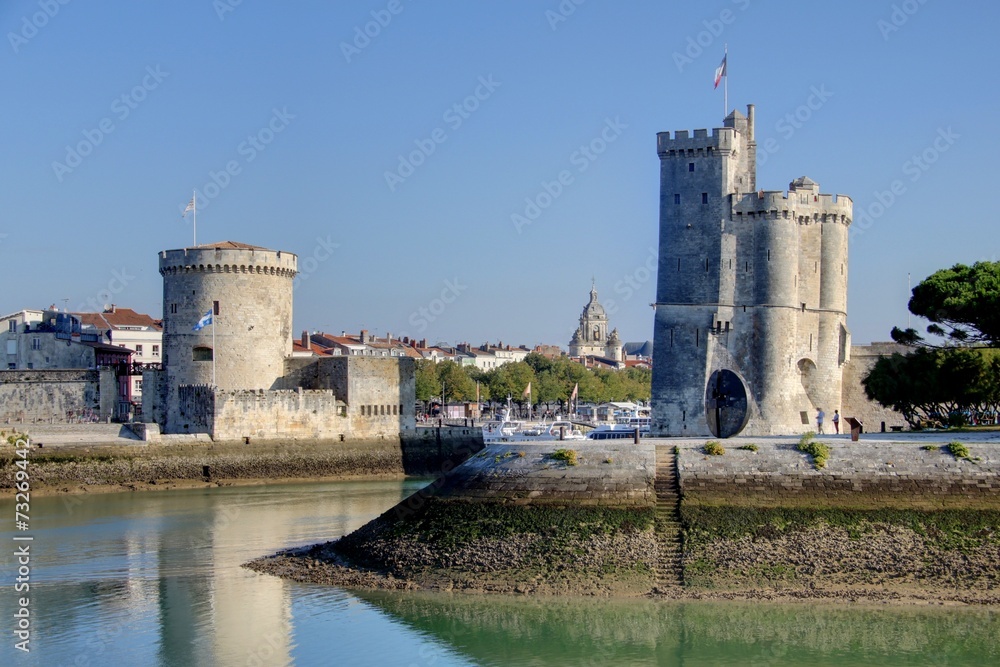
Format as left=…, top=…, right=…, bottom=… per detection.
left=0, top=426, right=484, bottom=491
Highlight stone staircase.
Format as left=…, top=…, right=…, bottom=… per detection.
left=654, top=445, right=684, bottom=590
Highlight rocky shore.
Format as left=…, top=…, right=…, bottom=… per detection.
left=246, top=498, right=657, bottom=596
left=244, top=440, right=1000, bottom=605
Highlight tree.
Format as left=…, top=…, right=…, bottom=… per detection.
left=414, top=359, right=440, bottom=402
left=436, top=360, right=477, bottom=402
left=892, top=261, right=1000, bottom=347
left=864, top=347, right=1000, bottom=427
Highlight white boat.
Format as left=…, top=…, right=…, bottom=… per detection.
left=482, top=401, right=585, bottom=444
left=585, top=411, right=651, bottom=440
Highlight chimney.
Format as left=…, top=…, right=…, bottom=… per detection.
left=301, top=331, right=311, bottom=350
left=387, top=332, right=392, bottom=343
left=746, top=104, right=755, bottom=142
left=360, top=329, right=368, bottom=343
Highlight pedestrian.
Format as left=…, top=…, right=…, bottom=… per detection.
left=816, top=408, right=825, bottom=434
left=833, top=409, right=840, bottom=434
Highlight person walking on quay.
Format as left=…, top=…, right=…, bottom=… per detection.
left=816, top=408, right=825, bottom=434
left=833, top=409, right=841, bottom=434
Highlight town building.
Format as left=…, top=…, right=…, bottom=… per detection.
left=0, top=308, right=134, bottom=421
left=75, top=306, right=162, bottom=402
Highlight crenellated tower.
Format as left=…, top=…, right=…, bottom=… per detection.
left=651, top=106, right=853, bottom=437
left=158, top=241, right=297, bottom=433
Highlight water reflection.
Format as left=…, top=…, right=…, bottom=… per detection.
left=354, top=590, right=1000, bottom=667
left=2, top=480, right=998, bottom=667
left=0, top=480, right=424, bottom=667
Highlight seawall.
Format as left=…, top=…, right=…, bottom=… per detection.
left=0, top=426, right=483, bottom=493
left=248, top=436, right=1000, bottom=603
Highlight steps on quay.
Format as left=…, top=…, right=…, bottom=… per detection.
left=654, top=445, right=684, bottom=590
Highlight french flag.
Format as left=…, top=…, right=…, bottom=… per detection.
left=714, top=54, right=727, bottom=89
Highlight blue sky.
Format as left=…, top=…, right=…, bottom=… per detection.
left=2, top=0, right=996, bottom=348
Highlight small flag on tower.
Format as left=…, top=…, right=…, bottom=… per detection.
left=193, top=309, right=213, bottom=331
left=182, top=196, right=196, bottom=217
left=713, top=54, right=727, bottom=89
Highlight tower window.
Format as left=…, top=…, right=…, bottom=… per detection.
left=677, top=258, right=681, bottom=271
left=702, top=193, right=708, bottom=204
left=192, top=346, right=213, bottom=361
left=674, top=194, right=681, bottom=205
left=170, top=303, right=178, bottom=314
left=801, top=303, right=806, bottom=312
left=688, top=162, right=695, bottom=172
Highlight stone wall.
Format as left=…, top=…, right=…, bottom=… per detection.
left=841, top=342, right=908, bottom=431
left=0, top=369, right=101, bottom=423
left=678, top=440, right=1000, bottom=509
left=279, top=356, right=416, bottom=440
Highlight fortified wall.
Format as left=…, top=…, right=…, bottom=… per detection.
left=0, top=368, right=117, bottom=423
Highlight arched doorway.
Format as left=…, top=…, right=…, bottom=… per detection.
left=705, top=369, right=750, bottom=438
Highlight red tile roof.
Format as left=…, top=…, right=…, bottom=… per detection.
left=73, top=308, right=162, bottom=331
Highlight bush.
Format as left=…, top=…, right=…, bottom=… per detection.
left=550, top=448, right=578, bottom=466
left=946, top=441, right=972, bottom=460
left=738, top=444, right=759, bottom=452
left=796, top=432, right=830, bottom=469
left=921, top=444, right=938, bottom=451
left=704, top=441, right=725, bottom=456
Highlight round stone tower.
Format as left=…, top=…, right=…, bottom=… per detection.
left=159, top=241, right=297, bottom=431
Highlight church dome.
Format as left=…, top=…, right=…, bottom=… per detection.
left=583, top=285, right=606, bottom=319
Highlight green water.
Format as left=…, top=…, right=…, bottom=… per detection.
left=1, top=480, right=997, bottom=666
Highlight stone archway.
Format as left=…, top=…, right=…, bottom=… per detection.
left=797, top=358, right=819, bottom=406
left=705, top=369, right=750, bottom=438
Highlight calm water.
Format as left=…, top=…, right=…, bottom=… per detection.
left=1, top=479, right=998, bottom=666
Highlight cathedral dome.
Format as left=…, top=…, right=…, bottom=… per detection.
left=583, top=285, right=606, bottom=319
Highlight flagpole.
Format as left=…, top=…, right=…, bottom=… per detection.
left=192, top=189, right=197, bottom=247
left=724, top=43, right=728, bottom=117
left=211, top=310, right=216, bottom=387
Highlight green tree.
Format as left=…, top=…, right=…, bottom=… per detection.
left=436, top=360, right=477, bottom=402
left=864, top=347, right=1000, bottom=427
left=414, top=359, right=440, bottom=402
left=892, top=261, right=1000, bottom=347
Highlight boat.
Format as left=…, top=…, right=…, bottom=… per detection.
left=482, top=400, right=585, bottom=444
left=585, top=410, right=651, bottom=440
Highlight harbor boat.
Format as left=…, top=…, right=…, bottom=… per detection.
left=482, top=401, right=586, bottom=444
left=585, top=412, right=651, bottom=440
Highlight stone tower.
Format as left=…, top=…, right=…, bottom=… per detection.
left=604, top=328, right=623, bottom=362
left=650, top=106, right=852, bottom=437
left=569, top=283, right=610, bottom=357
left=159, top=241, right=297, bottom=432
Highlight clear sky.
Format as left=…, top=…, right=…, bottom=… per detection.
left=2, top=0, right=996, bottom=348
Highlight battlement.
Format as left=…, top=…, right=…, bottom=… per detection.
left=159, top=244, right=298, bottom=278
left=732, top=187, right=852, bottom=224
left=657, top=127, right=738, bottom=157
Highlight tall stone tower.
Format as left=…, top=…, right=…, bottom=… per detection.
left=159, top=241, right=297, bottom=432
left=651, top=106, right=853, bottom=437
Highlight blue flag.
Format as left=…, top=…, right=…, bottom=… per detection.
left=193, top=310, right=213, bottom=331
